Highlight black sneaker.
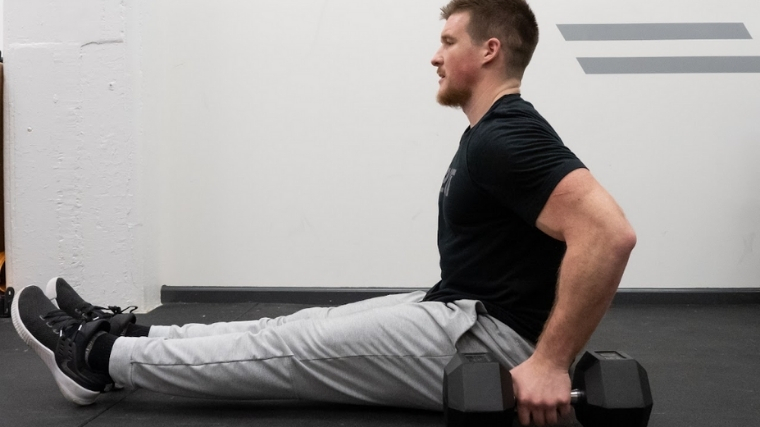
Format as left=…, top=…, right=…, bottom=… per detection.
left=45, top=277, right=137, bottom=336
left=12, top=285, right=112, bottom=405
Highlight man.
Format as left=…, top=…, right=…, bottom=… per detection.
left=12, top=1, right=635, bottom=426
left=427, top=1, right=636, bottom=425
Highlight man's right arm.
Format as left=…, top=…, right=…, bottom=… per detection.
left=510, top=168, right=636, bottom=426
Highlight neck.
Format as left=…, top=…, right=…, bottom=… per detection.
left=462, top=79, right=522, bottom=127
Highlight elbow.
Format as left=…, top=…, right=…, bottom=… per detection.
left=610, top=222, right=637, bottom=259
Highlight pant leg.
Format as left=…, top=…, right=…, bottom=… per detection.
left=149, top=291, right=426, bottom=339
left=456, top=305, right=536, bottom=369
left=110, top=297, right=479, bottom=410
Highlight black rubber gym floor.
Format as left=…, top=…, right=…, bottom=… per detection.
left=1, top=299, right=758, bottom=426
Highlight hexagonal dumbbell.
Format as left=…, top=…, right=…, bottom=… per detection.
left=442, top=350, right=653, bottom=427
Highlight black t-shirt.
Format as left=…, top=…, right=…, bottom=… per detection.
left=424, top=94, right=586, bottom=344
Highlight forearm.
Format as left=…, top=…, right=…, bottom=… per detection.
left=532, top=232, right=635, bottom=368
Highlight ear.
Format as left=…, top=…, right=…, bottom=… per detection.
left=482, top=38, right=502, bottom=66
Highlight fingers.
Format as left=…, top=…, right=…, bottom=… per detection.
left=558, top=402, right=573, bottom=418
left=543, top=408, right=556, bottom=426
left=509, top=356, right=573, bottom=426
left=517, top=405, right=531, bottom=426
left=534, top=409, right=548, bottom=426
left=516, top=403, right=571, bottom=426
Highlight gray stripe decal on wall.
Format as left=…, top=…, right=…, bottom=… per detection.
left=558, top=23, right=752, bottom=41
left=578, top=56, right=760, bottom=74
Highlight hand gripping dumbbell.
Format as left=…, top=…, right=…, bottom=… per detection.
left=442, top=350, right=653, bottom=427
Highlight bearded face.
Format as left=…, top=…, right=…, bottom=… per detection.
left=432, top=12, right=482, bottom=109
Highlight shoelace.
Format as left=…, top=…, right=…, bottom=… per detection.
left=41, top=309, right=86, bottom=336
left=75, top=302, right=138, bottom=321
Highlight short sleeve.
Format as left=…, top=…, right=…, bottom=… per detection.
left=467, top=112, right=586, bottom=225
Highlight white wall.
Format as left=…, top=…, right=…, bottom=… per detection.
left=140, top=0, right=457, bottom=290
left=4, top=0, right=153, bottom=308
left=5, top=1, right=760, bottom=310
left=528, top=1, right=760, bottom=289
left=1, top=0, right=4, bottom=49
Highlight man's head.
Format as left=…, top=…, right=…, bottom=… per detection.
left=432, top=0, right=539, bottom=107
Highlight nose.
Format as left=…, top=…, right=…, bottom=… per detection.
left=431, top=47, right=443, bottom=67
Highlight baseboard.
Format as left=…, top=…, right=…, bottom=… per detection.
left=161, top=286, right=760, bottom=305
left=160, top=286, right=425, bottom=305
left=611, top=288, right=760, bottom=305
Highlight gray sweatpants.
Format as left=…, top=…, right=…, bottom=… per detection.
left=109, top=291, right=535, bottom=410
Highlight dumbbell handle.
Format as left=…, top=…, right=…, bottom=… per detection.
left=570, top=390, right=584, bottom=404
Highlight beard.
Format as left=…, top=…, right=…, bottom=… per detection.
left=436, top=81, right=472, bottom=108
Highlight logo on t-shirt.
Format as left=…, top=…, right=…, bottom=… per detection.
left=440, top=168, right=457, bottom=197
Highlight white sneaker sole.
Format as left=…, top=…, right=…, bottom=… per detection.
left=44, top=277, right=60, bottom=306
left=11, top=286, right=100, bottom=406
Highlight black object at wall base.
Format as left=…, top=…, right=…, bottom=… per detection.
left=0, top=287, right=13, bottom=318
left=160, top=286, right=423, bottom=306
left=160, top=286, right=760, bottom=305
left=612, top=288, right=760, bottom=305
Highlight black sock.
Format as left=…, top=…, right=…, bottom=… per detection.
left=123, top=323, right=151, bottom=337
left=86, top=332, right=118, bottom=374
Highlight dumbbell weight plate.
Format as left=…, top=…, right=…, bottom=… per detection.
left=442, top=352, right=514, bottom=426
left=572, top=350, right=653, bottom=427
